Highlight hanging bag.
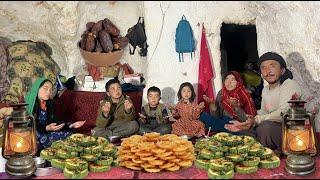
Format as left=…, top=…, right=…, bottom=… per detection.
left=126, top=17, right=148, bottom=56
left=175, top=15, right=195, bottom=62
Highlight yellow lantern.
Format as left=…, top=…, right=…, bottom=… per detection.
left=9, top=131, right=32, bottom=153
left=2, top=103, right=37, bottom=177
left=282, top=100, right=317, bottom=176
left=287, top=126, right=311, bottom=151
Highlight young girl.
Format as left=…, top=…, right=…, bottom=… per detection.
left=25, top=77, right=85, bottom=151
left=171, top=82, right=206, bottom=137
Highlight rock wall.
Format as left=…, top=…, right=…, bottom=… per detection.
left=1, top=1, right=320, bottom=130
left=0, top=1, right=146, bottom=77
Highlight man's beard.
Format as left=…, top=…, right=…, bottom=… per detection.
left=266, top=78, right=280, bottom=85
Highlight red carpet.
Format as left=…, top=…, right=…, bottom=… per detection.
left=34, top=167, right=135, bottom=179
left=31, top=157, right=320, bottom=179
left=32, top=133, right=320, bottom=179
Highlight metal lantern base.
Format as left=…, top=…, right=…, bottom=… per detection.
left=5, top=155, right=36, bottom=177
left=285, top=154, right=315, bottom=176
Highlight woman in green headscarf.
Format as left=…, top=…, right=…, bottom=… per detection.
left=25, top=77, right=85, bottom=151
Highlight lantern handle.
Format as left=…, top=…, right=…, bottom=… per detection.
left=27, top=114, right=37, bottom=156
left=305, top=112, right=315, bottom=124
left=306, top=112, right=318, bottom=156
left=305, top=112, right=313, bottom=118
left=282, top=113, right=289, bottom=123
left=2, top=116, right=11, bottom=159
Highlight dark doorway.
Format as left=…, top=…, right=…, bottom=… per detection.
left=220, top=23, right=262, bottom=108
left=220, top=23, right=259, bottom=75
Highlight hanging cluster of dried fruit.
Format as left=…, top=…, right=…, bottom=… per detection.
left=80, top=18, right=129, bottom=53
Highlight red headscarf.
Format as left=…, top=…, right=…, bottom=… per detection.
left=221, top=71, right=257, bottom=120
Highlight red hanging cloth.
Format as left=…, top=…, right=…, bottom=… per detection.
left=197, top=25, right=215, bottom=112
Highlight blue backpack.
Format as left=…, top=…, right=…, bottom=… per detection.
left=175, top=15, right=195, bottom=62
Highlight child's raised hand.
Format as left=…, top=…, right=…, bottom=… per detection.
left=101, top=102, right=111, bottom=117
left=138, top=113, right=147, bottom=123
left=198, top=102, right=206, bottom=110
left=166, top=115, right=177, bottom=122
left=69, top=120, right=86, bottom=129
left=124, top=100, right=133, bottom=113
left=46, top=123, right=65, bottom=132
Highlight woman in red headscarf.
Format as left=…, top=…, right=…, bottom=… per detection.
left=199, top=71, right=257, bottom=134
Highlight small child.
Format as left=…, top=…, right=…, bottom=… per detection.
left=92, top=78, right=139, bottom=138
left=138, top=86, right=172, bottom=135
left=25, top=77, right=86, bottom=151
left=171, top=82, right=206, bottom=137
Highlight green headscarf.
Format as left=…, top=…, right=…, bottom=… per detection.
left=25, top=77, right=49, bottom=115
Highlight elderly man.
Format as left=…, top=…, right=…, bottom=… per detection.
left=226, top=52, right=302, bottom=156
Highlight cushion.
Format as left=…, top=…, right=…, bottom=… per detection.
left=0, top=37, right=12, bottom=102
left=4, top=41, right=60, bottom=103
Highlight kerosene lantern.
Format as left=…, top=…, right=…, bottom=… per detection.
left=282, top=98, right=317, bottom=175
left=2, top=103, right=37, bottom=177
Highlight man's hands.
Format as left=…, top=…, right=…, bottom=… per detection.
left=224, top=121, right=245, bottom=132
left=46, top=123, right=65, bottom=131
left=224, top=115, right=255, bottom=132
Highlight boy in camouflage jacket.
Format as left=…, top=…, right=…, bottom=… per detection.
left=138, top=86, right=171, bottom=135
left=92, top=78, right=139, bottom=138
